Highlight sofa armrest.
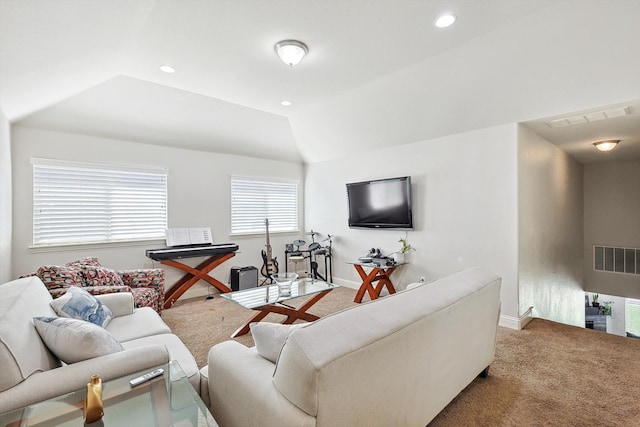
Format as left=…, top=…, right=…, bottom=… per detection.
left=118, top=269, right=165, bottom=292
left=0, top=345, right=170, bottom=413
left=207, top=341, right=315, bottom=427
left=95, top=292, right=135, bottom=317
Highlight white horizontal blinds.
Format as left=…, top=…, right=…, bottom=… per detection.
left=231, top=176, right=298, bottom=234
left=627, top=299, right=640, bottom=336
left=33, top=159, right=167, bottom=246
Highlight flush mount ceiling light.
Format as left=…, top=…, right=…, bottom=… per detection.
left=280, top=100, right=292, bottom=106
left=435, top=14, right=456, bottom=28
left=159, top=65, right=176, bottom=73
left=274, top=40, right=308, bottom=66
left=593, top=140, right=620, bottom=152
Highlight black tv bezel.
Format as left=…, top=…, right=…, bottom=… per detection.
left=346, top=176, right=413, bottom=230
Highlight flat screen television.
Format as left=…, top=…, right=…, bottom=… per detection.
left=346, top=176, right=413, bottom=229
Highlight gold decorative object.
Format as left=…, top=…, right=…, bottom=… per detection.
left=84, top=374, right=104, bottom=424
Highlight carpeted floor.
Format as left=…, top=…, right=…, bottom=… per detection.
left=162, top=287, right=640, bottom=426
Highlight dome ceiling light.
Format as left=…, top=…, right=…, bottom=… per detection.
left=593, top=140, right=620, bottom=152
left=274, top=40, right=309, bottom=66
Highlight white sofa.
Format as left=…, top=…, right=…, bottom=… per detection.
left=205, top=268, right=501, bottom=427
left=0, top=276, right=199, bottom=413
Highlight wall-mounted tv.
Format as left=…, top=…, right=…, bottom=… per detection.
left=346, top=176, right=413, bottom=229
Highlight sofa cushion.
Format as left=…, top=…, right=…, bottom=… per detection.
left=0, top=277, right=60, bottom=393
left=250, top=322, right=307, bottom=363
left=50, top=286, right=114, bottom=328
left=105, top=306, right=171, bottom=342
left=33, top=317, right=124, bottom=364
left=36, top=265, right=84, bottom=291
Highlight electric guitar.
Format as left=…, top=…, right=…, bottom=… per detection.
left=260, top=218, right=279, bottom=280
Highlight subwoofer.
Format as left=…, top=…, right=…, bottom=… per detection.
left=230, top=266, right=258, bottom=291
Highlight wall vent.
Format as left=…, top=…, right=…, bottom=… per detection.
left=593, top=246, right=640, bottom=275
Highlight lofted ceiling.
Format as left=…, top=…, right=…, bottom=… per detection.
left=1, top=0, right=639, bottom=164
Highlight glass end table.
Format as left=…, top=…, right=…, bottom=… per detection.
left=0, top=360, right=218, bottom=427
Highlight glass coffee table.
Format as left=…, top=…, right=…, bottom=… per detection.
left=0, top=360, right=218, bottom=427
left=221, top=278, right=339, bottom=337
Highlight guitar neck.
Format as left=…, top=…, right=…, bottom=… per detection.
left=265, top=219, right=272, bottom=260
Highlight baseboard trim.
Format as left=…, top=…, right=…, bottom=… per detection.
left=499, top=306, right=534, bottom=330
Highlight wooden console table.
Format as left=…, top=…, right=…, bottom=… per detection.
left=146, top=244, right=238, bottom=309
left=348, top=261, right=406, bottom=303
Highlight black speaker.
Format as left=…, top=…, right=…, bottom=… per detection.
left=230, top=266, right=258, bottom=291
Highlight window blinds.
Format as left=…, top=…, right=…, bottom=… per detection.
left=32, top=158, right=167, bottom=246
left=231, top=176, right=298, bottom=235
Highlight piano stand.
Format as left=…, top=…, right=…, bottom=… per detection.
left=161, top=252, right=235, bottom=309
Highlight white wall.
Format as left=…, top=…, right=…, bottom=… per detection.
left=518, top=125, right=584, bottom=327
left=584, top=160, right=640, bottom=299
left=0, top=108, right=11, bottom=283
left=11, top=126, right=304, bottom=296
left=305, top=124, right=520, bottom=320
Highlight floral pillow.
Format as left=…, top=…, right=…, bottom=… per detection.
left=50, top=286, right=114, bottom=328
left=66, top=257, right=124, bottom=287
left=36, top=265, right=84, bottom=291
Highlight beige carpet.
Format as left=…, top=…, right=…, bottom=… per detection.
left=162, top=287, right=640, bottom=426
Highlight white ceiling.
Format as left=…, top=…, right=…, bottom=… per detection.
left=1, top=0, right=639, bottom=164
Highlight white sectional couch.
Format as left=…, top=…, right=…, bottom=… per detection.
left=0, top=276, right=199, bottom=413
left=205, top=268, right=501, bottom=427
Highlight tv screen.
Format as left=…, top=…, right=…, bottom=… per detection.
left=346, top=176, right=413, bottom=229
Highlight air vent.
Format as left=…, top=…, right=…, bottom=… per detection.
left=547, top=106, right=629, bottom=128
left=593, top=246, right=639, bottom=275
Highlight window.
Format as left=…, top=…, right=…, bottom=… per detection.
left=231, top=176, right=298, bottom=235
left=32, top=158, right=167, bottom=246
left=626, top=298, right=640, bottom=336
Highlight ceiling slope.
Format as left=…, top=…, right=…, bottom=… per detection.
left=289, top=0, right=640, bottom=163
left=1, top=0, right=638, bottom=164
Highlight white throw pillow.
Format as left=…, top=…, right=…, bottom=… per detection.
left=33, top=316, right=124, bottom=364
left=50, top=285, right=113, bottom=328
left=250, top=322, right=307, bottom=363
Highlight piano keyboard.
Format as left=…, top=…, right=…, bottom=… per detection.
left=146, top=243, right=239, bottom=260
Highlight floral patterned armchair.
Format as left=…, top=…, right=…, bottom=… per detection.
left=24, top=257, right=165, bottom=314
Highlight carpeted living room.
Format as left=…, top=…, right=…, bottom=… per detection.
left=1, top=1, right=639, bottom=426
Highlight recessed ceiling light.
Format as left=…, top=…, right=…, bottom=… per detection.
left=281, top=100, right=292, bottom=106
left=159, top=65, right=176, bottom=73
left=435, top=14, right=456, bottom=28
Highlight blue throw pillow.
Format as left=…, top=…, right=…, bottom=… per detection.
left=50, top=286, right=114, bottom=328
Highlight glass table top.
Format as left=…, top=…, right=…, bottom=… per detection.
left=0, top=360, right=218, bottom=427
left=221, top=278, right=339, bottom=309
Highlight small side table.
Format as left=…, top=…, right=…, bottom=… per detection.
left=348, top=261, right=406, bottom=303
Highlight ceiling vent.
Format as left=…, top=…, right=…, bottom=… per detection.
left=546, top=106, right=629, bottom=128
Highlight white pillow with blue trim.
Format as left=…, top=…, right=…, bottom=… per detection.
left=50, top=285, right=113, bottom=328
